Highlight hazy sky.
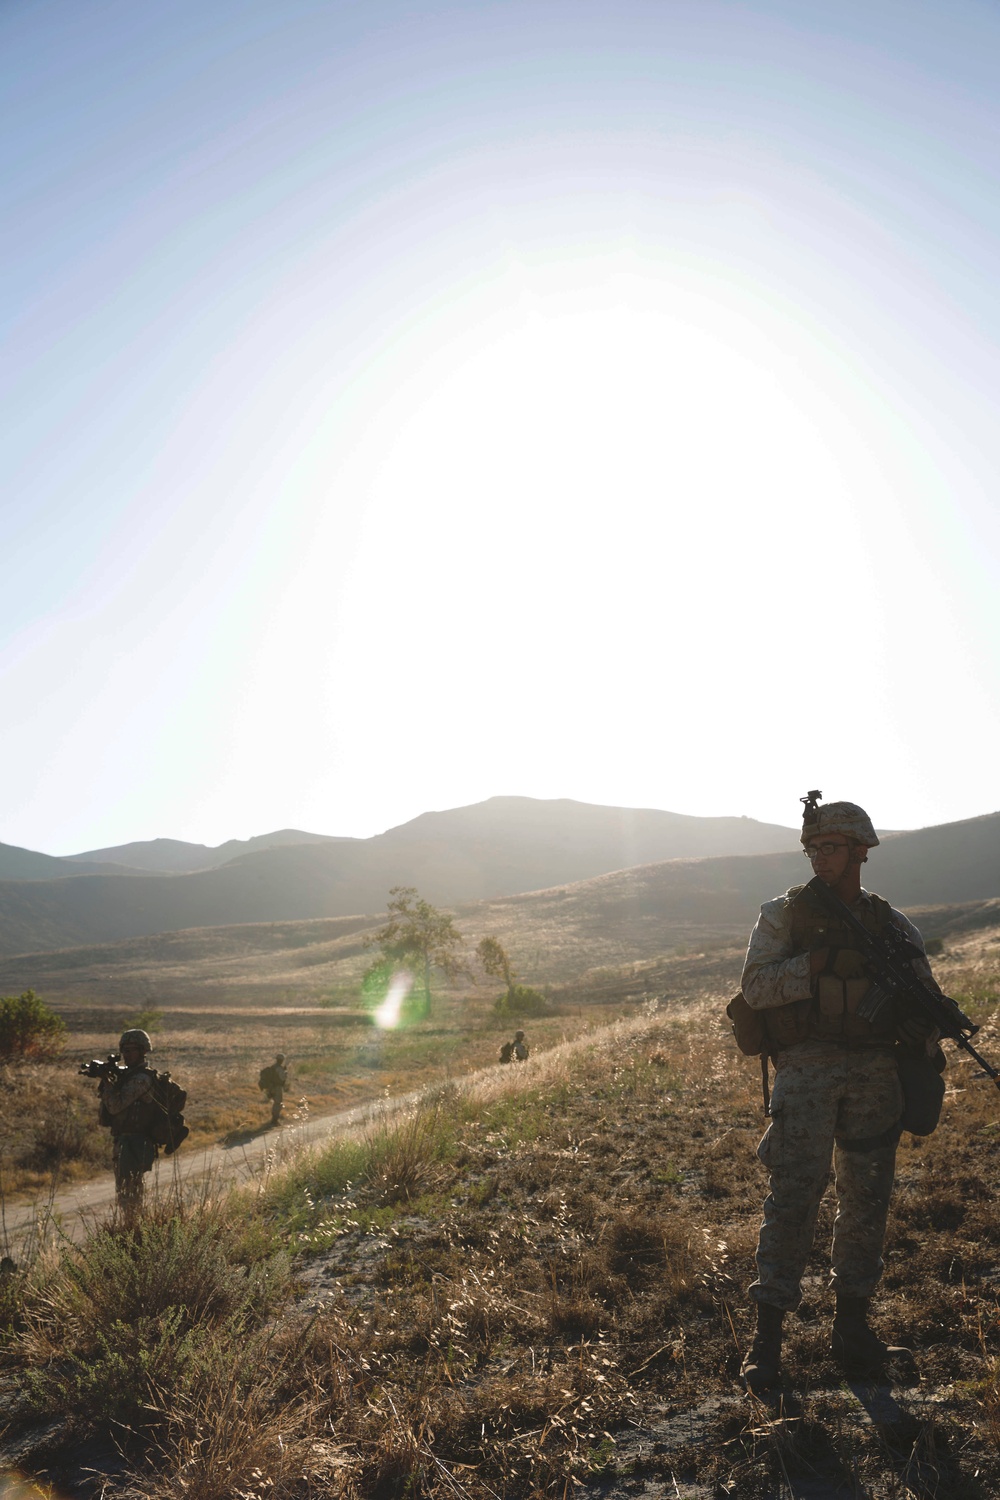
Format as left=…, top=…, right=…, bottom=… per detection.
left=4, top=0, right=1000, bottom=852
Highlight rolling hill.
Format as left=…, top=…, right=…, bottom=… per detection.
left=3, top=835, right=998, bottom=1014
left=0, top=842, right=144, bottom=881
left=0, top=797, right=800, bottom=955
left=3, top=798, right=999, bottom=968
left=63, top=829, right=354, bottom=873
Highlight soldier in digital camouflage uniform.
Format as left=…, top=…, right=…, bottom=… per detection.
left=98, top=1027, right=159, bottom=1215
left=739, top=800, right=943, bottom=1394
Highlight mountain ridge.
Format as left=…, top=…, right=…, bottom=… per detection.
left=2, top=797, right=998, bottom=961
left=63, top=828, right=357, bottom=873
left=3, top=840, right=997, bottom=1010
left=0, top=842, right=148, bottom=882
left=0, top=795, right=800, bottom=954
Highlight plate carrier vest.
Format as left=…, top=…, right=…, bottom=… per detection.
left=761, top=884, right=898, bottom=1051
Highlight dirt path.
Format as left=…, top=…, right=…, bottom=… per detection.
left=1, top=1085, right=424, bottom=1257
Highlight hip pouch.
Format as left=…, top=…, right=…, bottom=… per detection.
left=897, top=1047, right=946, bottom=1136
left=726, top=991, right=766, bottom=1055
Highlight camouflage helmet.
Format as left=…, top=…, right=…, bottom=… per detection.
left=514, top=1030, right=525, bottom=1041
left=800, top=800, right=879, bottom=849
left=275, top=1054, right=285, bottom=1064
left=119, top=1028, right=153, bottom=1053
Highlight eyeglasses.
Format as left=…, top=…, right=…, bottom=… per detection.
left=803, top=842, right=850, bottom=859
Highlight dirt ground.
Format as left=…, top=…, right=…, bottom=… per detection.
left=279, top=996, right=1000, bottom=1498
left=3, top=924, right=999, bottom=1498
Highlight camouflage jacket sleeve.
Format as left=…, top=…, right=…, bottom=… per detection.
left=889, top=907, right=944, bottom=995
left=99, top=1069, right=153, bottom=1115
left=740, top=898, right=813, bottom=1010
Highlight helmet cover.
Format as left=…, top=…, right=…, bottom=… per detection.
left=800, top=800, right=879, bottom=848
left=119, top=1028, right=153, bottom=1053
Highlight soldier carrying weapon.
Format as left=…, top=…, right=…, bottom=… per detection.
left=733, top=792, right=999, bottom=1394
left=80, top=1027, right=187, bottom=1215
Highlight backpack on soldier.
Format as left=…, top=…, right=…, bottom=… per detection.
left=145, top=1070, right=189, bottom=1155
left=259, top=1064, right=280, bottom=1093
left=498, top=1042, right=514, bottom=1064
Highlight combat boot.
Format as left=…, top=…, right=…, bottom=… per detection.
left=831, top=1296, right=912, bottom=1374
left=741, top=1302, right=785, bottom=1394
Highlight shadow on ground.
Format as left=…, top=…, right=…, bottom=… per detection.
left=220, top=1121, right=275, bottom=1148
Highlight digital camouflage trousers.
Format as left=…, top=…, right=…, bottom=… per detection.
left=751, top=1046, right=902, bottom=1311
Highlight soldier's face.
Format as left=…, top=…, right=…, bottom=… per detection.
left=121, top=1043, right=145, bottom=1067
left=805, top=835, right=853, bottom=883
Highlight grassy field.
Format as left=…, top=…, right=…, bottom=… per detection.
left=0, top=985, right=666, bottom=1200
left=1, top=921, right=999, bottom=1498
left=0, top=884, right=756, bottom=1200
left=1, top=900, right=995, bottom=1198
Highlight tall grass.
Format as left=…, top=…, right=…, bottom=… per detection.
left=11, top=1196, right=292, bottom=1488
left=4, top=990, right=1000, bottom=1499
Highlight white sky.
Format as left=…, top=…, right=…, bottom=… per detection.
left=3, top=0, right=1000, bottom=852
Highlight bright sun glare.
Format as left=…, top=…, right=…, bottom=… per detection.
left=374, top=971, right=413, bottom=1030
left=233, top=257, right=942, bottom=837
left=324, top=266, right=878, bottom=689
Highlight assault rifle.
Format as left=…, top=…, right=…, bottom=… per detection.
left=78, top=1053, right=189, bottom=1153
left=79, top=1053, right=124, bottom=1081
left=806, top=875, right=1000, bottom=1089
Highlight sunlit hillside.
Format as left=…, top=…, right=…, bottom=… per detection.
left=3, top=847, right=1000, bottom=1018
left=0, top=796, right=802, bottom=956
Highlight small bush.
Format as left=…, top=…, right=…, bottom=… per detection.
left=150, top=1343, right=319, bottom=1500
left=0, top=991, right=65, bottom=1062
left=16, top=1095, right=97, bottom=1171
left=366, top=1099, right=452, bottom=1205
left=600, top=1211, right=670, bottom=1275
left=124, top=1005, right=163, bottom=1033
left=493, top=984, right=547, bottom=1018
left=19, top=1200, right=291, bottom=1436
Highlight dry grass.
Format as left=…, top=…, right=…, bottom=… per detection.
left=0, top=877, right=744, bottom=1013
left=2, top=930, right=1000, bottom=1498
left=0, top=1062, right=112, bottom=1199
left=0, top=981, right=659, bottom=1199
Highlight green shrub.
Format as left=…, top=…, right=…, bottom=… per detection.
left=493, top=984, right=547, bottom=1018
left=124, top=1005, right=163, bottom=1033
left=0, top=991, right=65, bottom=1061
left=20, top=1201, right=291, bottom=1436
left=365, top=1099, right=452, bottom=1205
left=16, top=1095, right=104, bottom=1171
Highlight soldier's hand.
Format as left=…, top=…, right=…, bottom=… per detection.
left=809, top=947, right=831, bottom=978
left=831, top=949, right=868, bottom=981
left=894, top=1003, right=937, bottom=1047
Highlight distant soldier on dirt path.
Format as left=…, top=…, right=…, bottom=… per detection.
left=259, top=1053, right=288, bottom=1125
left=736, top=795, right=945, bottom=1395
left=95, top=1028, right=161, bottom=1216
